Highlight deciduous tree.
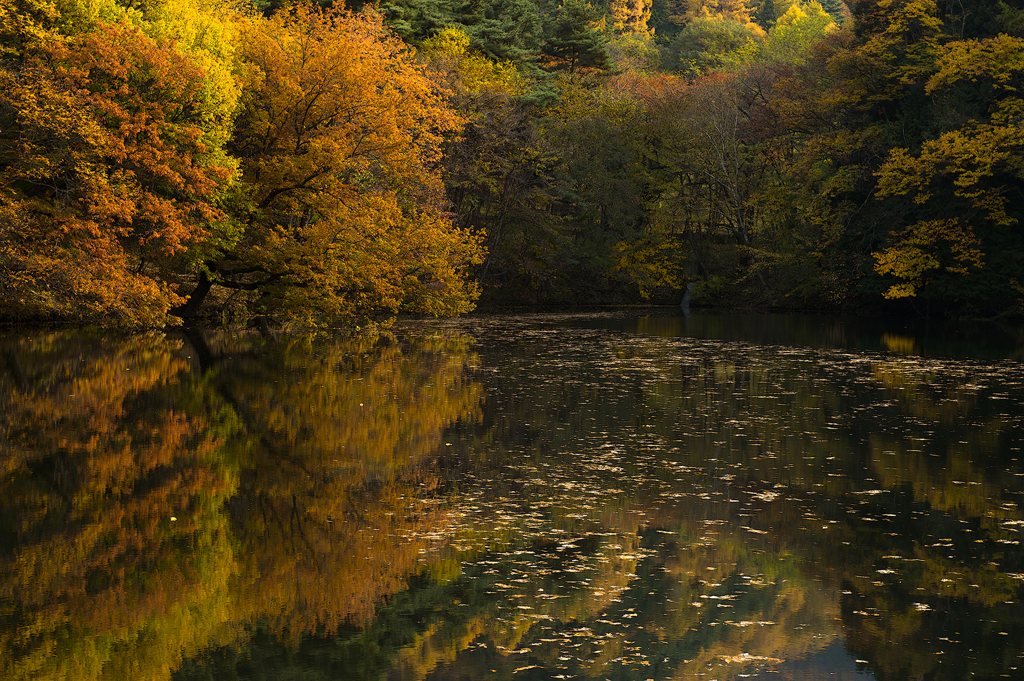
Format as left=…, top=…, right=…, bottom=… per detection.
left=665, top=17, right=758, bottom=76
left=0, top=8, right=234, bottom=325
left=872, top=34, right=1024, bottom=299
left=175, top=5, right=484, bottom=324
left=610, top=0, right=653, bottom=35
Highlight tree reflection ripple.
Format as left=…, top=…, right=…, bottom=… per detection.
left=1, top=315, right=1022, bottom=681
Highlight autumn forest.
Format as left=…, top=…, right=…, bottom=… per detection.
left=1, top=0, right=1023, bottom=326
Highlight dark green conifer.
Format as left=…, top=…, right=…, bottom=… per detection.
left=543, top=0, right=611, bottom=72
left=818, top=0, right=846, bottom=23
left=754, top=0, right=803, bottom=30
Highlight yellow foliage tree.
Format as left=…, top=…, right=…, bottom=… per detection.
left=174, top=5, right=484, bottom=325
left=421, top=26, right=524, bottom=96
left=760, top=0, right=834, bottom=64
left=873, top=34, right=1024, bottom=298
left=610, top=0, right=653, bottom=34
left=682, top=0, right=754, bottom=24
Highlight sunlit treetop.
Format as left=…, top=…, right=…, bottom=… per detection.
left=421, top=26, right=525, bottom=94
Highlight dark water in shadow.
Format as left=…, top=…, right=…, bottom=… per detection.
left=2, top=313, right=1023, bottom=680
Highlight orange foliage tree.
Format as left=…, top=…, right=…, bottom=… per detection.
left=0, top=1, right=483, bottom=327
left=0, top=6, right=233, bottom=325
left=175, top=5, right=484, bottom=325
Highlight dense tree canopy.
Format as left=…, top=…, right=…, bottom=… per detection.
left=3, top=0, right=1024, bottom=323
left=190, top=5, right=483, bottom=324
left=0, top=2, right=235, bottom=325
left=1, top=0, right=482, bottom=327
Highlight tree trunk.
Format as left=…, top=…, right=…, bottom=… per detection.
left=170, top=269, right=213, bottom=320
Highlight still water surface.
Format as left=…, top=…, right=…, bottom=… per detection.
left=2, top=312, right=1024, bottom=680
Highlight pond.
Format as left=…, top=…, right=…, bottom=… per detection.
left=2, top=312, right=1024, bottom=681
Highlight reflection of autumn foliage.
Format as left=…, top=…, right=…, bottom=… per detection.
left=216, top=332, right=482, bottom=635
left=0, top=332, right=238, bottom=681
left=388, top=330, right=1023, bottom=681
left=234, top=479, right=455, bottom=639
left=871, top=358, right=977, bottom=422
left=752, top=484, right=1023, bottom=681
left=866, top=357, right=1021, bottom=519
left=380, top=519, right=839, bottom=681
left=0, top=329, right=483, bottom=679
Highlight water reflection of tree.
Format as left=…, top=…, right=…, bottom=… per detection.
left=0, top=329, right=482, bottom=680
left=0, top=332, right=239, bottom=681
left=273, top=508, right=843, bottom=681
left=11, top=323, right=1019, bottom=680
left=666, top=353, right=1023, bottom=681
left=675, top=347, right=1024, bottom=679
left=215, top=332, right=482, bottom=635
left=383, top=329, right=1024, bottom=681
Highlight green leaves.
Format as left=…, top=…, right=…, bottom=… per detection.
left=542, top=0, right=610, bottom=73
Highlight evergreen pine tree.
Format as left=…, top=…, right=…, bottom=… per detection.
left=460, top=0, right=545, bottom=70
left=818, top=0, right=845, bottom=23
left=753, top=0, right=793, bottom=29
left=544, top=0, right=611, bottom=71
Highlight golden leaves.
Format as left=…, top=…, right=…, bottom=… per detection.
left=227, top=4, right=481, bottom=324
left=927, top=34, right=1024, bottom=95
left=873, top=165, right=1013, bottom=296
left=613, top=236, right=686, bottom=299
left=2, top=1, right=483, bottom=326
left=422, top=27, right=525, bottom=97
left=873, top=219, right=984, bottom=298
left=871, top=33, right=1024, bottom=298
left=609, top=0, right=653, bottom=35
